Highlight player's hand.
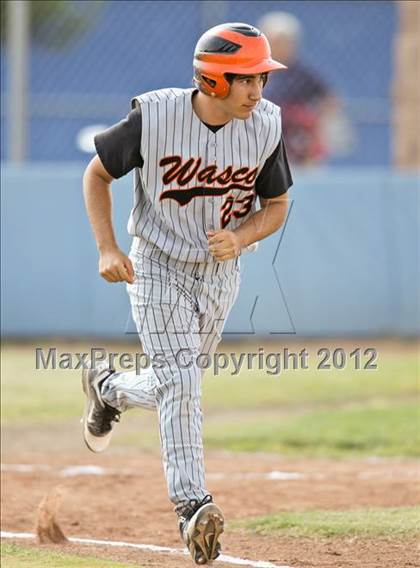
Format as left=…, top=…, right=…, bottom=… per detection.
left=98, top=247, right=135, bottom=284
left=207, top=230, right=242, bottom=261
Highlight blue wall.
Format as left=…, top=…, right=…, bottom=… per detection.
left=1, top=165, right=418, bottom=338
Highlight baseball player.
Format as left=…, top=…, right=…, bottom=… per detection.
left=82, top=22, right=292, bottom=565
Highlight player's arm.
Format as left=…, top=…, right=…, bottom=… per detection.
left=83, top=156, right=134, bottom=283
left=208, top=134, right=292, bottom=261
left=208, top=194, right=288, bottom=261
left=235, top=192, right=289, bottom=247
left=83, top=107, right=143, bottom=283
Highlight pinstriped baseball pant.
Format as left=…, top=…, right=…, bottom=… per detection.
left=101, top=242, right=240, bottom=507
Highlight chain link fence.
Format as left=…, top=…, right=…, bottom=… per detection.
left=1, top=0, right=399, bottom=165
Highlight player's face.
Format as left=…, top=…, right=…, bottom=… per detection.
left=222, top=74, right=266, bottom=119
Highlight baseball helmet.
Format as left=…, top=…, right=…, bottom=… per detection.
left=193, top=22, right=287, bottom=98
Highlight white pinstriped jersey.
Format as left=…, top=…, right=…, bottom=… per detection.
left=127, top=88, right=282, bottom=263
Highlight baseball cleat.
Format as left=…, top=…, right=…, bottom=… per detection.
left=177, top=495, right=224, bottom=565
left=81, top=360, right=120, bottom=453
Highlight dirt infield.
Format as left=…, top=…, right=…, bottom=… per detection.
left=2, top=447, right=420, bottom=567
left=2, top=338, right=419, bottom=566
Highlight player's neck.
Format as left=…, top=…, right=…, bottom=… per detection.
left=192, top=91, right=232, bottom=126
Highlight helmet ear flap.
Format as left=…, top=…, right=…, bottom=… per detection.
left=194, top=68, right=230, bottom=99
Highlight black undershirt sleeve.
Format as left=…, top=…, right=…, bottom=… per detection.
left=94, top=107, right=143, bottom=179
left=255, top=135, right=293, bottom=198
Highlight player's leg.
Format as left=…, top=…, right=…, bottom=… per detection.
left=175, top=261, right=240, bottom=564
left=81, top=252, right=176, bottom=452
left=149, top=266, right=231, bottom=565
left=173, top=264, right=240, bottom=498
left=81, top=338, right=159, bottom=453
left=127, top=255, right=211, bottom=505
left=101, top=366, right=157, bottom=412
left=197, top=263, right=241, bottom=359
left=130, top=257, right=230, bottom=565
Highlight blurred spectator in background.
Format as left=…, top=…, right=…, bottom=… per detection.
left=259, top=11, right=347, bottom=166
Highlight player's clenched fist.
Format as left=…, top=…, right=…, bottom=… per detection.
left=207, top=230, right=242, bottom=261
left=98, top=247, right=135, bottom=284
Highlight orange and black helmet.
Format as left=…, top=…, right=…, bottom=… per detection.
left=193, top=22, right=286, bottom=98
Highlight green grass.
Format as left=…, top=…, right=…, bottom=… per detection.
left=203, top=351, right=419, bottom=410
left=204, top=400, right=420, bottom=457
left=234, top=506, right=420, bottom=538
left=0, top=543, right=139, bottom=567
left=2, top=343, right=418, bottom=424
left=2, top=342, right=419, bottom=458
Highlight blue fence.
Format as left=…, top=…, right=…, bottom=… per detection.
left=1, top=0, right=396, bottom=166
left=1, top=165, right=418, bottom=338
